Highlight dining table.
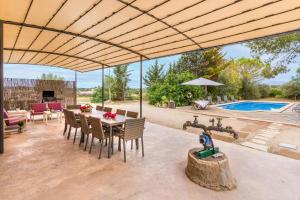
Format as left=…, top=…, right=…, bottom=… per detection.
left=69, top=109, right=129, bottom=158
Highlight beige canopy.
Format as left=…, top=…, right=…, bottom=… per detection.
left=1, top=0, right=300, bottom=72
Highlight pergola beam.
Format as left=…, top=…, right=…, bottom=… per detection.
left=1, top=20, right=149, bottom=60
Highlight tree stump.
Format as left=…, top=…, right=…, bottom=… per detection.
left=185, top=148, right=236, bottom=191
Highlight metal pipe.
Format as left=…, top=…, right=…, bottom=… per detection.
left=140, top=56, right=142, bottom=117
left=102, top=65, right=104, bottom=107
left=0, top=21, right=4, bottom=153
left=74, top=71, right=77, bottom=104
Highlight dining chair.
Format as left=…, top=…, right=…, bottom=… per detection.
left=62, top=109, right=69, bottom=135
left=126, top=111, right=138, bottom=118
left=66, top=105, right=81, bottom=109
left=79, top=114, right=91, bottom=151
left=117, top=118, right=146, bottom=162
left=116, top=109, right=126, bottom=116
left=96, top=105, right=104, bottom=111
left=126, top=111, right=139, bottom=149
left=103, top=107, right=112, bottom=112
left=66, top=110, right=81, bottom=143
left=89, top=117, right=109, bottom=159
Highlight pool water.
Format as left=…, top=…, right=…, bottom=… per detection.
left=219, top=101, right=288, bottom=111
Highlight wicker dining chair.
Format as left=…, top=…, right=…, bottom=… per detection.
left=79, top=114, right=91, bottom=151
left=116, top=109, right=126, bottom=116
left=96, top=105, right=104, bottom=111
left=89, top=117, right=109, bottom=159
left=66, top=110, right=81, bottom=143
left=66, top=105, right=81, bottom=109
left=62, top=109, right=69, bottom=136
left=126, top=111, right=139, bottom=149
left=117, top=118, right=146, bottom=162
left=103, top=107, right=112, bottom=112
left=126, top=111, right=138, bottom=118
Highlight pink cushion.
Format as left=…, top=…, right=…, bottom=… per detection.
left=48, top=102, right=63, bottom=111
left=31, top=103, right=47, bottom=113
left=5, top=116, right=26, bottom=126
left=3, top=108, right=8, bottom=119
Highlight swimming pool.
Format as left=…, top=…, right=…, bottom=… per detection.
left=218, top=101, right=288, bottom=111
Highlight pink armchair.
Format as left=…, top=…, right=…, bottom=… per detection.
left=30, top=103, right=47, bottom=122
left=48, top=102, right=63, bottom=112
left=3, top=109, right=27, bottom=129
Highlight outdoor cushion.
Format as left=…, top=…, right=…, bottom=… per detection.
left=48, top=102, right=63, bottom=111
left=31, top=103, right=47, bottom=113
left=5, top=116, right=26, bottom=126
left=3, top=108, right=9, bottom=119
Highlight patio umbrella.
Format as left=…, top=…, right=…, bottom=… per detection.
left=181, top=77, right=224, bottom=95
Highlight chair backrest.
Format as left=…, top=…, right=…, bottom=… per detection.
left=116, top=109, right=126, bottom=116
left=79, top=114, right=90, bottom=135
left=67, top=110, right=79, bottom=127
left=217, top=96, right=222, bottom=102
left=66, top=105, right=81, bottom=109
left=126, top=111, right=138, bottom=118
left=31, top=103, right=47, bottom=112
left=63, top=109, right=69, bottom=124
left=96, top=105, right=104, bottom=111
left=48, top=102, right=63, bottom=111
left=230, top=95, right=235, bottom=101
left=89, top=117, right=105, bottom=140
left=103, top=107, right=112, bottom=112
left=123, top=118, right=145, bottom=140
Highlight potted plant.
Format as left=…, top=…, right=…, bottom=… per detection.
left=17, top=121, right=25, bottom=133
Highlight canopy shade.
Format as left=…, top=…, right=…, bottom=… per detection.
left=1, top=0, right=300, bottom=72
left=181, top=78, right=224, bottom=86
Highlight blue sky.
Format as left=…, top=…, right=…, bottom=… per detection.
left=4, top=43, right=298, bottom=88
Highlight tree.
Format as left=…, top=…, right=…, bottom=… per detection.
left=174, top=48, right=229, bottom=80
left=112, top=65, right=131, bottom=101
left=282, top=67, right=300, bottom=100
left=247, top=33, right=300, bottom=75
left=40, top=73, right=64, bottom=80
left=144, top=60, right=165, bottom=87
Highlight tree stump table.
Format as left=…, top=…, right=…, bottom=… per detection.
left=185, top=148, right=236, bottom=191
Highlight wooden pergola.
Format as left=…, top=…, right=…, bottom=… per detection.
left=1, top=0, right=300, bottom=153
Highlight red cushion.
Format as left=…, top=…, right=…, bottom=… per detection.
left=31, top=103, right=47, bottom=112
left=3, top=108, right=8, bottom=119
left=48, top=102, right=63, bottom=111
left=6, top=116, right=26, bottom=126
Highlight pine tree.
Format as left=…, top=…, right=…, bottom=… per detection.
left=143, top=60, right=165, bottom=87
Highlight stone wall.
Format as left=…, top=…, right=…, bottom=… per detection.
left=3, top=78, right=76, bottom=110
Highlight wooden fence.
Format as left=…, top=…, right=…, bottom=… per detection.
left=3, top=78, right=76, bottom=110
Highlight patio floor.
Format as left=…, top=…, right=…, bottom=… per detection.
left=0, top=120, right=300, bottom=200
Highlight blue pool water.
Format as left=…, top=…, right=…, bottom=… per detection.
left=219, top=101, right=288, bottom=111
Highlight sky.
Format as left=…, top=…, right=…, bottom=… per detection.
left=4, top=43, right=298, bottom=88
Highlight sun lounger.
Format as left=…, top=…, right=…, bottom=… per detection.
left=207, top=96, right=214, bottom=105
left=192, top=100, right=209, bottom=110
left=216, top=96, right=223, bottom=104
left=223, top=95, right=229, bottom=103
left=230, top=95, right=238, bottom=102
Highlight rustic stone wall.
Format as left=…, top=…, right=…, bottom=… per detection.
left=4, top=78, right=76, bottom=110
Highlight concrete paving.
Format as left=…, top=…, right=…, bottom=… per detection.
left=1, top=121, right=300, bottom=200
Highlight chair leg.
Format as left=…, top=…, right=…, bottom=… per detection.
left=84, top=135, right=89, bottom=151
left=131, top=140, right=133, bottom=150
left=63, top=122, right=67, bottom=135
left=141, top=137, right=144, bottom=157
left=98, top=140, right=103, bottom=159
left=105, top=139, right=107, bottom=146
left=67, top=126, right=72, bottom=140
left=135, top=138, right=139, bottom=150
left=73, top=128, right=77, bottom=144
left=118, top=137, right=121, bottom=152
left=89, top=136, right=94, bottom=154
left=111, top=135, right=114, bottom=154
left=123, top=139, right=126, bottom=163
